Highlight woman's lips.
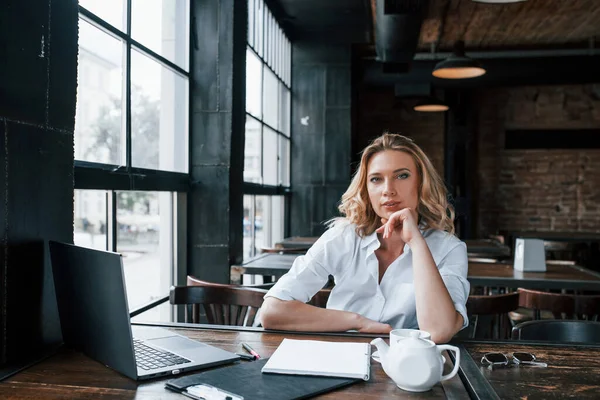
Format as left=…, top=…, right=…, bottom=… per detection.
left=382, top=202, right=401, bottom=209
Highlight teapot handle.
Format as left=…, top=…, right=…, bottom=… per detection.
left=437, top=345, right=460, bottom=381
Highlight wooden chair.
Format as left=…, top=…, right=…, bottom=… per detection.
left=308, top=289, right=331, bottom=308
left=186, top=275, right=275, bottom=290
left=170, top=285, right=268, bottom=326
left=512, top=320, right=600, bottom=343
left=517, top=288, right=600, bottom=320
left=462, top=292, right=520, bottom=339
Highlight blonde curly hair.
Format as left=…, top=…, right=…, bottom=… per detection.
left=335, top=133, right=455, bottom=237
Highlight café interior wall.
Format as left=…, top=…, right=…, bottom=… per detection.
left=289, top=43, right=353, bottom=237
left=476, top=84, right=600, bottom=237
left=355, top=86, right=445, bottom=177
left=0, top=0, right=78, bottom=365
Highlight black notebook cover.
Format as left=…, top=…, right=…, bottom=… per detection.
left=165, top=358, right=361, bottom=400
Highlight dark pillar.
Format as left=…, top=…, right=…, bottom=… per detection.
left=188, top=0, right=246, bottom=283
left=0, top=0, right=77, bottom=371
left=444, top=90, right=477, bottom=239
left=290, top=43, right=352, bottom=236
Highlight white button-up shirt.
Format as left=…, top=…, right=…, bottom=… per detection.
left=265, top=221, right=470, bottom=330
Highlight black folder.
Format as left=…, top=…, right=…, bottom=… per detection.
left=165, top=359, right=361, bottom=400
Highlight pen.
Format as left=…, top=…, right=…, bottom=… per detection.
left=242, top=342, right=261, bottom=359
left=235, top=352, right=256, bottom=361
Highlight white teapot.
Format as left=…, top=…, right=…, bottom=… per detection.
left=370, top=331, right=460, bottom=392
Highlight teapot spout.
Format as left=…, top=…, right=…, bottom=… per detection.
left=370, top=337, right=390, bottom=359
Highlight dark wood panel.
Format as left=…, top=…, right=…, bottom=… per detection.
left=0, top=328, right=468, bottom=399
left=463, top=341, right=600, bottom=399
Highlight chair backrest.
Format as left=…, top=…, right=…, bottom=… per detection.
left=464, top=292, right=520, bottom=339
left=308, top=289, right=331, bottom=308
left=186, top=275, right=275, bottom=290
left=512, top=320, right=600, bottom=343
left=518, top=288, right=600, bottom=320
left=170, top=285, right=268, bottom=326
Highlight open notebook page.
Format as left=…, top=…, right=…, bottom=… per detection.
left=261, top=339, right=371, bottom=381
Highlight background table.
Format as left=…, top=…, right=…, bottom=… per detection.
left=234, top=253, right=600, bottom=291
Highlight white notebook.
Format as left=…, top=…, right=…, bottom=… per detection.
left=261, top=339, right=371, bottom=381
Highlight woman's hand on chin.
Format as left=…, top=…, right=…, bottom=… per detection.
left=376, top=207, right=421, bottom=244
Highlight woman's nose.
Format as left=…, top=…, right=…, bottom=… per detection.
left=383, top=181, right=396, bottom=196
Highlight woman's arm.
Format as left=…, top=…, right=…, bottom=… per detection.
left=409, top=238, right=464, bottom=343
left=260, top=297, right=392, bottom=333
left=378, top=208, right=464, bottom=343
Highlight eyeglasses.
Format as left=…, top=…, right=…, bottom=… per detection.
left=481, top=352, right=547, bottom=368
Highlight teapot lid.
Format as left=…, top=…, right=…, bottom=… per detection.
left=400, top=331, right=434, bottom=348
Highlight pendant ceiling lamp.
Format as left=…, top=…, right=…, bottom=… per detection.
left=432, top=40, right=486, bottom=79
left=413, top=97, right=449, bottom=112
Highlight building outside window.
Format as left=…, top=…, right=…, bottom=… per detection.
left=244, top=0, right=291, bottom=259
left=74, top=0, right=190, bottom=321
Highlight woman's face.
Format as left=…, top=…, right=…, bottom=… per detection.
left=366, top=150, right=419, bottom=221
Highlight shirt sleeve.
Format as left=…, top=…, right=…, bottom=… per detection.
left=264, top=227, right=343, bottom=303
left=438, top=241, right=470, bottom=329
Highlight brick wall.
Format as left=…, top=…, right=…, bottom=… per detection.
left=476, top=84, right=600, bottom=237
left=356, top=86, right=445, bottom=175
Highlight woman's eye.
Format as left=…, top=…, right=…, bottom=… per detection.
left=370, top=177, right=380, bottom=183
left=397, top=173, right=409, bottom=180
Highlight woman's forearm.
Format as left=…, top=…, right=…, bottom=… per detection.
left=410, top=238, right=463, bottom=343
left=260, top=297, right=363, bottom=331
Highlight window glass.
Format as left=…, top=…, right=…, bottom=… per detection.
left=246, top=49, right=263, bottom=119
left=74, top=189, right=108, bottom=251
left=75, top=19, right=124, bottom=165
left=79, top=0, right=125, bottom=31
left=117, top=191, right=173, bottom=311
left=262, top=126, right=278, bottom=186
left=279, top=83, right=290, bottom=136
left=279, top=136, right=290, bottom=186
left=262, top=66, right=278, bottom=129
left=131, top=49, right=189, bottom=172
left=243, top=195, right=285, bottom=260
left=244, top=117, right=262, bottom=183
left=131, top=0, right=190, bottom=71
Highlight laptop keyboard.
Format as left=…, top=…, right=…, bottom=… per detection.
left=133, top=339, right=192, bottom=370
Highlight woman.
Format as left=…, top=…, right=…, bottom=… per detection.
left=260, top=133, right=469, bottom=343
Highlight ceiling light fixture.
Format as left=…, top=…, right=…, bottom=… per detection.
left=432, top=40, right=486, bottom=79
left=413, top=97, right=449, bottom=112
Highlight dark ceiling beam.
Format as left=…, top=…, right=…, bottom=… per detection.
left=363, top=55, right=600, bottom=88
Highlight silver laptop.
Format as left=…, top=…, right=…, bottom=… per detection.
left=48, top=241, right=239, bottom=380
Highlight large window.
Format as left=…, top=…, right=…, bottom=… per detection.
left=244, top=0, right=291, bottom=259
left=74, top=1, right=190, bottom=321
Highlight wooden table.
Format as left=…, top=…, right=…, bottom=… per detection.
left=468, top=262, right=600, bottom=291
left=276, top=236, right=319, bottom=249
left=233, top=254, right=600, bottom=291
left=459, top=340, right=600, bottom=399
left=0, top=324, right=469, bottom=399
left=464, top=239, right=511, bottom=258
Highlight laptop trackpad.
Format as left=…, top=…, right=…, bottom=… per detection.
left=147, top=336, right=207, bottom=351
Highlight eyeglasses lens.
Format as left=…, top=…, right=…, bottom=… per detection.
left=513, top=352, right=535, bottom=363
left=483, top=353, right=508, bottom=364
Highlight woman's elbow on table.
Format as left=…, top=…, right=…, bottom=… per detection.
left=260, top=297, right=290, bottom=329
